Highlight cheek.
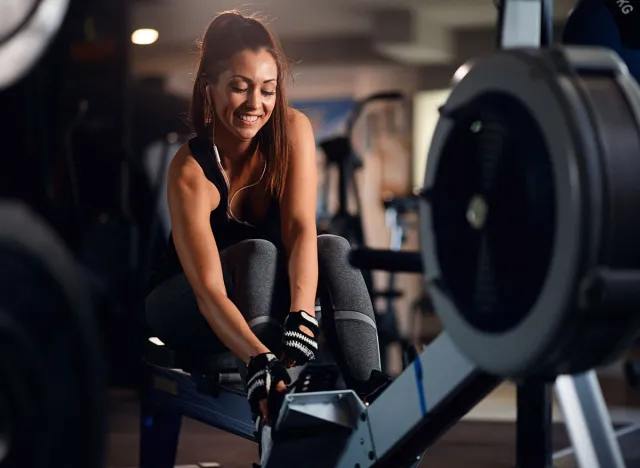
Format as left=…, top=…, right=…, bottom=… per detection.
left=264, top=99, right=276, bottom=116
left=212, top=92, right=241, bottom=116
left=226, top=94, right=246, bottom=112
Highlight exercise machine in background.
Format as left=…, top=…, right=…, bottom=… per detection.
left=316, top=91, right=404, bottom=248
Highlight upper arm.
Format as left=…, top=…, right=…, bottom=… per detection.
left=280, top=109, right=318, bottom=235
left=167, top=144, right=226, bottom=299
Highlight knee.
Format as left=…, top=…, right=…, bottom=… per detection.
left=232, top=239, right=278, bottom=266
left=317, top=234, right=351, bottom=258
left=318, top=234, right=351, bottom=252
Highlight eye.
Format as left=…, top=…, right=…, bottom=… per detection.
left=232, top=86, right=248, bottom=93
left=262, top=90, right=276, bottom=97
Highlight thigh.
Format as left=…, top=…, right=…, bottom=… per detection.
left=220, top=239, right=290, bottom=350
left=146, top=239, right=290, bottom=353
left=145, top=273, right=226, bottom=352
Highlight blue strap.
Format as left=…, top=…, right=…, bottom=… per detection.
left=413, top=356, right=428, bottom=417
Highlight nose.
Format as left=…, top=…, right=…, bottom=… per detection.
left=247, top=88, right=260, bottom=110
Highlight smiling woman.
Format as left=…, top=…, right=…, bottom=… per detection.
left=145, top=11, right=389, bottom=462
left=206, top=49, right=278, bottom=145
left=190, top=11, right=291, bottom=200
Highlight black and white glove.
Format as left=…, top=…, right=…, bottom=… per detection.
left=246, top=352, right=291, bottom=422
left=281, top=310, right=319, bottom=368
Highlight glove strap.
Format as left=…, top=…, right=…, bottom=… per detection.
left=246, top=353, right=278, bottom=403
left=246, top=352, right=291, bottom=416
left=283, top=311, right=319, bottom=361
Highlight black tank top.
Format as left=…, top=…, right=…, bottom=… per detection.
left=147, top=135, right=282, bottom=292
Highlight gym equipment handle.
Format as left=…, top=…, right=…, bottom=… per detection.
left=349, top=248, right=424, bottom=273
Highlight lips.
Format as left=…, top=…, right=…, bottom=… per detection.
left=236, top=114, right=262, bottom=124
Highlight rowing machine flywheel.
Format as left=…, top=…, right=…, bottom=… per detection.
left=420, top=47, right=640, bottom=379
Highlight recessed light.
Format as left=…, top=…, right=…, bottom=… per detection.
left=132, top=28, right=159, bottom=45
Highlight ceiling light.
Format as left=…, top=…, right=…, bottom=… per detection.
left=131, top=28, right=158, bottom=45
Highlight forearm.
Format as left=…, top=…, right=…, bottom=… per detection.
left=197, top=290, right=270, bottom=364
left=285, top=228, right=318, bottom=315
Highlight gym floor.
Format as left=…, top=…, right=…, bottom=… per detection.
left=106, top=366, right=640, bottom=468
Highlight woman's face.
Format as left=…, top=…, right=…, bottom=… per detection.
left=207, top=48, right=278, bottom=141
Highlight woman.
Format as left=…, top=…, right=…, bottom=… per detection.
left=145, top=10, right=390, bottom=430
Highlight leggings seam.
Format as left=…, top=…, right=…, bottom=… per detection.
left=333, top=312, right=377, bottom=331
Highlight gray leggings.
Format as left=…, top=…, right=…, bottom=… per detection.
left=145, top=234, right=381, bottom=387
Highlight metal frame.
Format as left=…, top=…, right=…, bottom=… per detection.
left=498, top=0, right=543, bottom=49
left=141, top=364, right=254, bottom=441
left=263, top=332, right=501, bottom=468
left=554, top=372, right=626, bottom=468
left=139, top=363, right=255, bottom=468
left=141, top=333, right=630, bottom=468
left=516, top=380, right=553, bottom=468
left=261, top=338, right=626, bottom=468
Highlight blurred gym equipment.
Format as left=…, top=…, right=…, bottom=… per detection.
left=1, top=0, right=202, bottom=465
left=316, top=91, right=405, bottom=250
left=378, top=195, right=421, bottom=368
left=0, top=0, right=70, bottom=90
left=0, top=1, right=107, bottom=467
left=0, top=203, right=106, bottom=468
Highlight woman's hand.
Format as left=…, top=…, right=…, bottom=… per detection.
left=280, top=310, right=319, bottom=368
left=246, top=352, right=290, bottom=424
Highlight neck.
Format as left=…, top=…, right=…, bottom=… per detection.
left=213, top=123, right=259, bottom=168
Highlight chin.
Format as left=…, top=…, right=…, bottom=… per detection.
left=233, top=127, right=262, bottom=141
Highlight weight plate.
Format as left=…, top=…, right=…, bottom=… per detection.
left=420, top=47, right=640, bottom=378
left=0, top=202, right=106, bottom=467
left=0, top=0, right=70, bottom=90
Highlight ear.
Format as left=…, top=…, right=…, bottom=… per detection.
left=200, top=74, right=210, bottom=98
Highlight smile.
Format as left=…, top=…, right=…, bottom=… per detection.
left=236, top=114, right=261, bottom=124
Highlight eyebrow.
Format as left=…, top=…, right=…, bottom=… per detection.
left=231, top=74, right=277, bottom=84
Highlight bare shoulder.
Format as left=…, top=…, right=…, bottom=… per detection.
left=287, top=107, right=314, bottom=140
left=167, top=142, right=219, bottom=211
left=168, top=142, right=206, bottom=189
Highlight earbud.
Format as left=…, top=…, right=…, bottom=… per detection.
left=203, top=83, right=213, bottom=108
left=200, top=74, right=210, bottom=99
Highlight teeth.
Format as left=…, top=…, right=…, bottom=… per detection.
left=238, top=115, right=259, bottom=122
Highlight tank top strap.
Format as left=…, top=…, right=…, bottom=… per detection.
left=187, top=135, right=228, bottom=199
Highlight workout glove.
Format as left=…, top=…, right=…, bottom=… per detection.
left=246, top=352, right=291, bottom=422
left=281, top=310, right=319, bottom=368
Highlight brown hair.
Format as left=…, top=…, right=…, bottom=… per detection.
left=190, top=10, right=291, bottom=201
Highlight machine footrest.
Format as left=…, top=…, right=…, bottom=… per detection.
left=263, top=390, right=371, bottom=468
